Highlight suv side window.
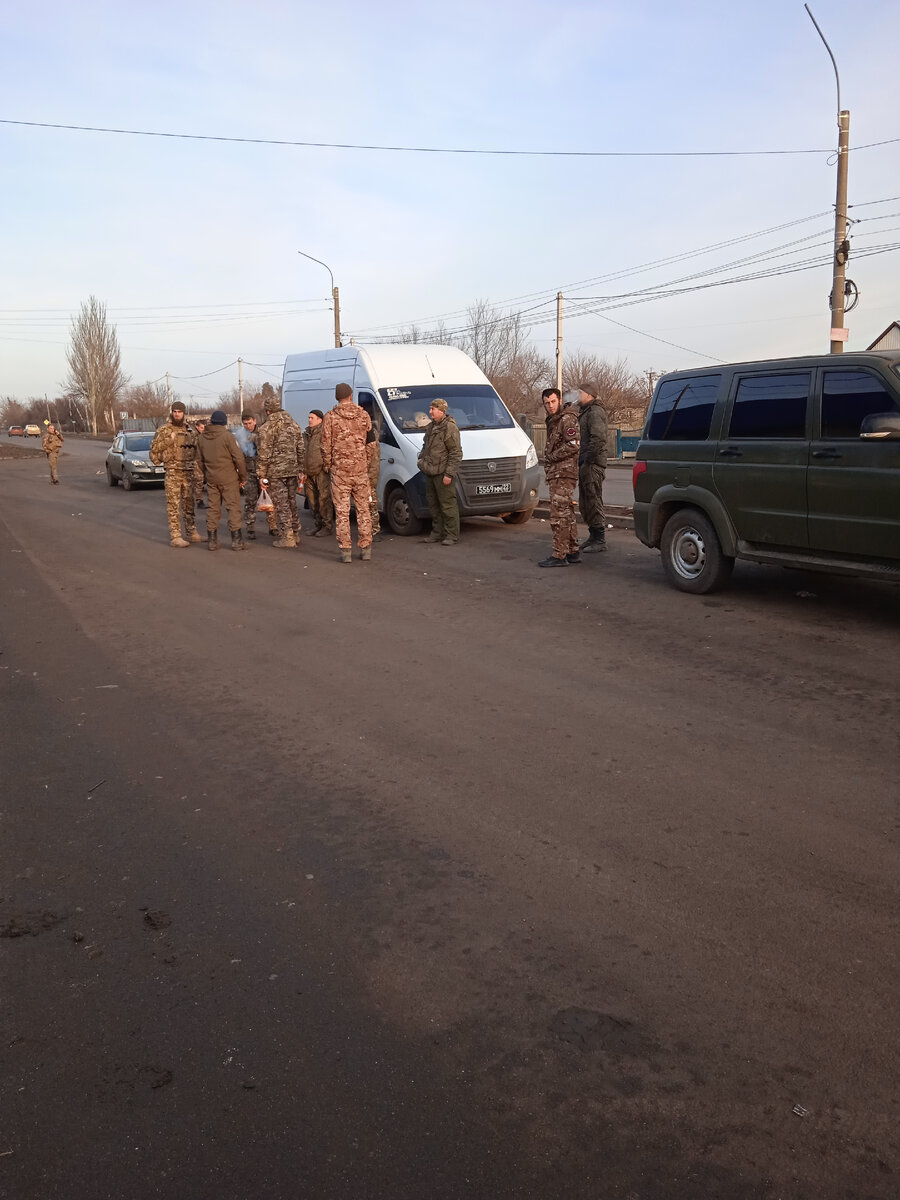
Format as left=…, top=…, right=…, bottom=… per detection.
left=728, top=374, right=809, bottom=438
left=821, top=369, right=900, bottom=438
left=645, top=375, right=721, bottom=441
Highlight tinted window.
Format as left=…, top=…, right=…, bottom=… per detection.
left=124, top=434, right=153, bottom=451
left=646, top=375, right=720, bottom=441
left=728, top=374, right=809, bottom=438
left=821, top=370, right=900, bottom=438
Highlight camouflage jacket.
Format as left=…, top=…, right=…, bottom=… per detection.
left=149, top=420, right=199, bottom=473
left=543, top=404, right=580, bottom=482
left=417, top=415, right=462, bottom=479
left=304, top=424, right=325, bottom=475
left=321, top=402, right=370, bottom=474
left=578, top=400, right=608, bottom=468
left=257, top=409, right=305, bottom=480
left=42, top=430, right=64, bottom=454
left=198, top=424, right=247, bottom=486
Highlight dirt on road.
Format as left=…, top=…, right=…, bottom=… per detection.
left=1, top=445, right=898, bottom=1200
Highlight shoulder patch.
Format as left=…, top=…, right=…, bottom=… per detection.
left=565, top=425, right=577, bottom=438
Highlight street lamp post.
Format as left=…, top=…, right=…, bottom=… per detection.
left=297, top=250, right=341, bottom=348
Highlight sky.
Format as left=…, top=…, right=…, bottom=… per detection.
left=1, top=0, right=899, bottom=404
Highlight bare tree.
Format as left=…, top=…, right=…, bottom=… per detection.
left=0, top=397, right=28, bottom=427
left=120, top=381, right=170, bottom=421
left=563, top=352, right=648, bottom=427
left=64, top=296, right=129, bottom=434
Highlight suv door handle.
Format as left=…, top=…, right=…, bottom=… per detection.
left=718, top=446, right=743, bottom=458
left=812, top=448, right=842, bottom=459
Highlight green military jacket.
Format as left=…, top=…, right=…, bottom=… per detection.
left=304, top=424, right=325, bottom=475
left=578, top=400, right=608, bottom=468
left=198, top=424, right=247, bottom=487
left=417, top=415, right=462, bottom=479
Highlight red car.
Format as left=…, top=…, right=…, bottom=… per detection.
left=7, top=425, right=25, bottom=437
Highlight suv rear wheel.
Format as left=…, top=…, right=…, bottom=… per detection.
left=660, top=507, right=734, bottom=594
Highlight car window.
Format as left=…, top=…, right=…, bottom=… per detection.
left=645, top=375, right=721, bottom=441
left=728, top=374, right=809, bottom=439
left=821, top=370, right=900, bottom=438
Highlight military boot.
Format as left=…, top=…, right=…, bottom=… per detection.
left=231, top=529, right=246, bottom=551
left=170, top=535, right=189, bottom=548
left=208, top=530, right=218, bottom=552
left=314, top=526, right=332, bottom=538
left=360, top=546, right=372, bottom=561
left=188, top=529, right=203, bottom=544
left=340, top=547, right=352, bottom=564
left=245, top=527, right=256, bottom=541
left=273, top=532, right=297, bottom=549
left=579, top=529, right=607, bottom=553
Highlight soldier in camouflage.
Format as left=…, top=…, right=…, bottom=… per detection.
left=149, top=402, right=203, bottom=547
left=321, top=382, right=373, bottom=563
left=234, top=412, right=277, bottom=540
left=538, top=387, right=581, bottom=568
left=303, top=410, right=333, bottom=537
left=191, top=417, right=207, bottom=507
left=257, top=394, right=305, bottom=549
left=572, top=383, right=609, bottom=553
left=41, top=423, right=64, bottom=485
left=365, top=428, right=381, bottom=536
left=417, top=398, right=462, bottom=545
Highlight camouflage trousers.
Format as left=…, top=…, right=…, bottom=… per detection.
left=548, top=476, right=579, bottom=558
left=206, top=479, right=243, bottom=532
left=331, top=469, right=373, bottom=549
left=367, top=461, right=381, bottom=535
left=269, top=476, right=300, bottom=540
left=164, top=471, right=197, bottom=539
left=46, top=451, right=60, bottom=483
left=305, top=470, right=333, bottom=532
left=578, top=462, right=606, bottom=535
left=243, top=471, right=277, bottom=533
left=193, top=460, right=205, bottom=503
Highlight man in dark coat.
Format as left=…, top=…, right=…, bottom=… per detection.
left=198, top=410, right=247, bottom=551
left=572, top=384, right=609, bottom=553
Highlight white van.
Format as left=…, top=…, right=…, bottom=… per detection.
left=281, top=344, right=541, bottom=535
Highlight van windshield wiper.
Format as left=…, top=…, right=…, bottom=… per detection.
left=661, top=385, right=690, bottom=441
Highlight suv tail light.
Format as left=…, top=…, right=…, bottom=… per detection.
left=632, top=460, right=647, bottom=489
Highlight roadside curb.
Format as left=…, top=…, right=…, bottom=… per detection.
left=532, top=501, right=634, bottom=531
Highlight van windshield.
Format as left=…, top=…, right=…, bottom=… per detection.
left=378, top=384, right=514, bottom=432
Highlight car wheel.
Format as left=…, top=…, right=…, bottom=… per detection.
left=384, top=485, right=424, bottom=536
left=107, top=466, right=119, bottom=487
left=501, top=509, right=535, bottom=525
left=122, top=469, right=134, bottom=492
left=660, top=507, right=734, bottom=594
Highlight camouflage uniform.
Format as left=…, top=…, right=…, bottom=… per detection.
left=190, top=423, right=207, bottom=505
left=149, top=419, right=200, bottom=543
left=544, top=404, right=580, bottom=559
left=322, top=401, right=372, bottom=550
left=578, top=399, right=609, bottom=542
left=365, top=433, right=381, bottom=535
left=417, top=411, right=462, bottom=542
left=257, top=401, right=305, bottom=545
left=41, top=428, right=64, bottom=484
left=303, top=423, right=333, bottom=534
left=234, top=425, right=277, bottom=536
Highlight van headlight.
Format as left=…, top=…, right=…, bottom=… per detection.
left=525, top=444, right=538, bottom=469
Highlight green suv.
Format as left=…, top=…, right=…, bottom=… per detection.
left=633, top=352, right=900, bottom=593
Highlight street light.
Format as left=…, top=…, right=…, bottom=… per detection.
left=297, top=250, right=341, bottom=348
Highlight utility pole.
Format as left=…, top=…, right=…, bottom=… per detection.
left=805, top=5, right=850, bottom=353
left=166, top=372, right=171, bottom=406
left=238, top=357, right=244, bottom=417
left=333, top=287, right=341, bottom=349
left=555, top=292, right=563, bottom=391
left=830, top=110, right=851, bottom=353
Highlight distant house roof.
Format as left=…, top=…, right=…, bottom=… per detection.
left=867, top=321, right=900, bottom=351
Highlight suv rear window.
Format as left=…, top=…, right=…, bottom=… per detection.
left=821, top=369, right=900, bottom=438
left=645, top=375, right=721, bottom=441
left=728, top=373, right=809, bottom=438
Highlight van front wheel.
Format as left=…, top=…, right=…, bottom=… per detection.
left=385, top=485, right=424, bottom=536
left=660, top=507, right=734, bottom=594
left=501, top=509, right=535, bottom=525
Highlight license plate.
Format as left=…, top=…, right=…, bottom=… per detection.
left=155, top=467, right=165, bottom=474
left=475, top=482, right=512, bottom=496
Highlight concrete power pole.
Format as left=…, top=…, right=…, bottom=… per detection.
left=805, top=6, right=850, bottom=354
left=555, top=292, right=563, bottom=391
left=238, top=357, right=244, bottom=417
left=830, top=110, right=851, bottom=353
left=166, top=373, right=171, bottom=406
left=333, top=288, right=341, bottom=348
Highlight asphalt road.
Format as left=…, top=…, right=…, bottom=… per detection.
left=1, top=443, right=898, bottom=1199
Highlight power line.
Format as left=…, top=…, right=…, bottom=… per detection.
left=4, top=116, right=899, bottom=157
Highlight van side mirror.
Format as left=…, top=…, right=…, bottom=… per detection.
left=860, top=413, right=900, bottom=440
